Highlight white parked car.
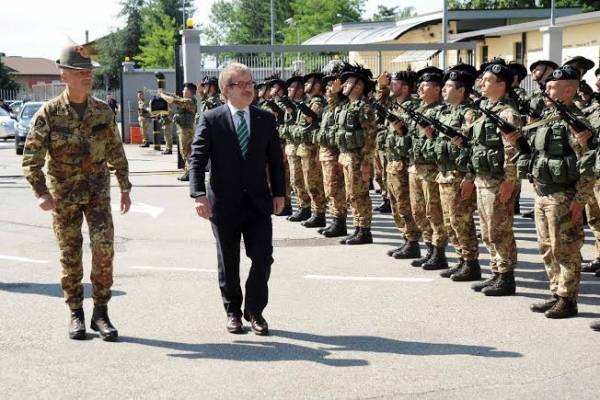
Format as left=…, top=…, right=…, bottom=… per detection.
left=0, top=108, right=16, bottom=140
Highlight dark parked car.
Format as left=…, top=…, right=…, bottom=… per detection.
left=15, top=101, right=44, bottom=155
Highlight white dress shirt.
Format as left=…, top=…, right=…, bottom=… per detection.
left=227, top=101, right=251, bottom=136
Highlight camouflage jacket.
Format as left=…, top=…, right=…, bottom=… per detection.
left=409, top=100, right=446, bottom=166
left=138, top=99, right=151, bottom=118
left=22, top=91, right=132, bottom=203
left=336, top=96, right=377, bottom=164
left=200, top=94, right=223, bottom=113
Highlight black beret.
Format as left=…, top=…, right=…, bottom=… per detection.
left=564, top=56, right=595, bottom=73
left=529, top=60, right=559, bottom=72
left=444, top=70, right=475, bottom=87
left=449, top=63, right=477, bottom=77
left=391, top=71, right=415, bottom=84
left=508, top=62, right=528, bottom=82
left=265, top=78, right=286, bottom=89
left=417, top=66, right=443, bottom=85
left=479, top=58, right=506, bottom=76
left=183, top=82, right=197, bottom=92
left=484, top=63, right=514, bottom=84
left=547, top=65, right=581, bottom=82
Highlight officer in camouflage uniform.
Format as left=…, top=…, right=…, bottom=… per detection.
left=336, top=64, right=377, bottom=245
left=372, top=73, right=392, bottom=214
left=528, top=60, right=558, bottom=121
left=378, top=71, right=421, bottom=259
left=563, top=56, right=596, bottom=110
left=22, top=45, right=132, bottom=341
left=524, top=66, right=595, bottom=318
left=159, top=83, right=198, bottom=181
left=435, top=69, right=481, bottom=281
left=316, top=63, right=350, bottom=237
left=137, top=90, right=153, bottom=148
left=200, top=76, right=223, bottom=113
left=408, top=67, right=448, bottom=270
left=281, top=75, right=312, bottom=222
left=296, top=72, right=327, bottom=227
left=469, top=63, right=523, bottom=296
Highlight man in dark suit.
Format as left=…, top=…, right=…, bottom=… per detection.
left=189, top=63, right=285, bottom=336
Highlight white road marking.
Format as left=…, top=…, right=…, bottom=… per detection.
left=0, top=255, right=49, bottom=264
left=304, top=275, right=433, bottom=282
left=112, top=202, right=164, bottom=219
left=131, top=266, right=217, bottom=273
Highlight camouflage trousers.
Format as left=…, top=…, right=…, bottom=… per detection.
left=409, top=166, right=447, bottom=247
left=535, top=193, right=583, bottom=299
left=387, top=160, right=419, bottom=242
left=52, top=197, right=114, bottom=310
left=287, top=154, right=311, bottom=209
left=177, top=126, right=194, bottom=172
left=373, top=150, right=388, bottom=199
left=439, top=180, right=478, bottom=261
left=139, top=116, right=152, bottom=144
left=321, top=160, right=347, bottom=218
left=342, top=156, right=372, bottom=228
left=476, top=180, right=518, bottom=273
left=154, top=119, right=173, bottom=150
left=585, top=198, right=600, bottom=256
left=283, top=150, right=292, bottom=207
left=300, top=146, right=326, bottom=214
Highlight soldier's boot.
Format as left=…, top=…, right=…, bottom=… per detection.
left=140, top=142, right=150, bottom=148
left=340, top=227, right=360, bottom=244
left=302, top=213, right=326, bottom=228
left=482, top=272, right=516, bottom=296
left=582, top=257, right=600, bottom=273
left=287, top=207, right=311, bottom=222
left=91, top=304, right=118, bottom=342
left=177, top=171, right=189, bottom=181
left=275, top=204, right=293, bottom=217
left=590, top=320, right=600, bottom=331
left=323, top=217, right=347, bottom=238
left=529, top=294, right=559, bottom=313
left=451, top=260, right=482, bottom=282
left=521, top=210, right=534, bottom=219
left=317, top=224, right=331, bottom=235
left=410, top=243, right=434, bottom=267
left=374, top=199, right=391, bottom=213
left=422, top=246, right=449, bottom=271
left=387, top=241, right=406, bottom=257
left=69, top=308, right=86, bottom=340
left=162, top=149, right=173, bottom=155
left=346, top=227, right=373, bottom=245
left=393, top=241, right=421, bottom=259
left=440, top=258, right=464, bottom=278
left=471, top=272, right=499, bottom=292
left=544, top=297, right=578, bottom=319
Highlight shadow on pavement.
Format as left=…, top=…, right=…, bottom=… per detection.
left=0, top=282, right=126, bottom=298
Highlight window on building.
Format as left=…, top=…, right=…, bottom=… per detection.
left=515, top=42, right=524, bottom=64
left=482, top=46, right=488, bottom=63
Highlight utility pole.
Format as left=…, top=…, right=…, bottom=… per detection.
left=441, top=0, right=448, bottom=69
left=271, top=0, right=275, bottom=71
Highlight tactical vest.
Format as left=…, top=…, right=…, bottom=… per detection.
left=471, top=102, right=512, bottom=178
left=279, top=99, right=300, bottom=144
left=385, top=133, right=412, bottom=162
left=335, top=100, right=367, bottom=152
left=411, top=102, right=443, bottom=165
left=316, top=107, right=337, bottom=148
left=173, top=97, right=197, bottom=129
left=293, top=95, right=323, bottom=145
left=434, top=105, right=470, bottom=173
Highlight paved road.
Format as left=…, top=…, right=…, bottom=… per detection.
left=1, top=143, right=599, bottom=399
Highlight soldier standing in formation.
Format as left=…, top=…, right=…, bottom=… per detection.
left=137, top=90, right=153, bottom=148
left=22, top=45, right=132, bottom=341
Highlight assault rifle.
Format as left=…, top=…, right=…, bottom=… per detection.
left=542, top=92, right=594, bottom=133
left=474, top=104, right=532, bottom=160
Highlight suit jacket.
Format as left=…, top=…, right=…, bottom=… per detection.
left=189, top=104, right=285, bottom=220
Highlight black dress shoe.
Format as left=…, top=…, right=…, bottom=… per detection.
left=244, top=313, right=269, bottom=336
left=226, top=315, right=244, bottom=334
left=90, top=305, right=118, bottom=341
left=69, top=308, right=86, bottom=340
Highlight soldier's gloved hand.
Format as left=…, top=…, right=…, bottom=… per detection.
left=569, top=200, right=583, bottom=225
left=38, top=193, right=56, bottom=211
left=195, top=196, right=211, bottom=219
left=460, top=180, right=475, bottom=201
left=120, top=192, right=131, bottom=214
left=498, top=180, right=515, bottom=204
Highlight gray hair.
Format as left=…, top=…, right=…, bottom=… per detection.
left=218, top=62, right=252, bottom=92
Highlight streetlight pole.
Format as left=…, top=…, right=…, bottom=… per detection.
left=442, top=0, right=448, bottom=69
left=270, top=0, right=275, bottom=71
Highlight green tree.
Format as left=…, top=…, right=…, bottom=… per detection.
left=136, top=13, right=178, bottom=68
left=93, top=29, right=127, bottom=89
left=372, top=5, right=398, bottom=21
left=0, top=59, right=19, bottom=91
left=119, top=0, right=145, bottom=57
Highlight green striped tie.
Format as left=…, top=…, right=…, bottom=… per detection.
left=236, top=110, right=249, bottom=158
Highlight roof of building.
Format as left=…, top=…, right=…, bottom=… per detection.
left=1, top=56, right=60, bottom=76
left=451, top=10, right=600, bottom=42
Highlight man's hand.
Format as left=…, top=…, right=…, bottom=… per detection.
left=273, top=196, right=285, bottom=215
left=361, top=162, right=371, bottom=183
left=572, top=129, right=592, bottom=148
left=120, top=192, right=131, bottom=215
left=194, top=196, right=211, bottom=219
left=502, top=131, right=520, bottom=148
left=377, top=72, right=389, bottom=87
left=498, top=180, right=515, bottom=204
left=38, top=193, right=56, bottom=211
left=331, top=79, right=342, bottom=94
left=569, top=200, right=583, bottom=225
left=460, top=180, right=475, bottom=201
left=423, top=126, right=434, bottom=139
left=451, top=136, right=466, bottom=148
left=391, top=120, right=405, bottom=135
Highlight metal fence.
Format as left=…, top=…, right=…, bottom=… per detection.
left=0, top=86, right=120, bottom=102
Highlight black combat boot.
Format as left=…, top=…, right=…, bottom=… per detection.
left=582, top=257, right=600, bottom=273
left=482, top=272, right=516, bottom=296
left=591, top=320, right=600, bottom=331
left=69, top=308, right=86, bottom=340
left=471, top=272, right=499, bottom=292
left=287, top=207, right=311, bottom=222
left=346, top=227, right=373, bottom=245
left=422, top=247, right=448, bottom=270
left=177, top=171, right=189, bottom=181
left=91, top=304, right=119, bottom=342
left=529, top=295, right=559, bottom=313
left=544, top=297, right=578, bottom=319
left=451, top=259, right=482, bottom=282
left=521, top=210, right=534, bottom=219
left=440, top=258, right=464, bottom=278
left=340, top=227, right=359, bottom=244
left=323, top=217, right=347, bottom=238
left=302, top=213, right=326, bottom=228
left=275, top=204, right=293, bottom=217
left=411, top=243, right=433, bottom=267
left=317, top=223, right=331, bottom=235
left=387, top=241, right=406, bottom=257
left=374, top=199, right=391, bottom=213
left=139, top=142, right=150, bottom=148
left=393, top=241, right=421, bottom=259
left=162, top=149, right=173, bottom=155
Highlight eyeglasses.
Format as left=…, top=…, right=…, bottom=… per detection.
left=229, top=80, right=256, bottom=89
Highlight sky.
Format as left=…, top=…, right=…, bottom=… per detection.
left=1, top=0, right=442, bottom=60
